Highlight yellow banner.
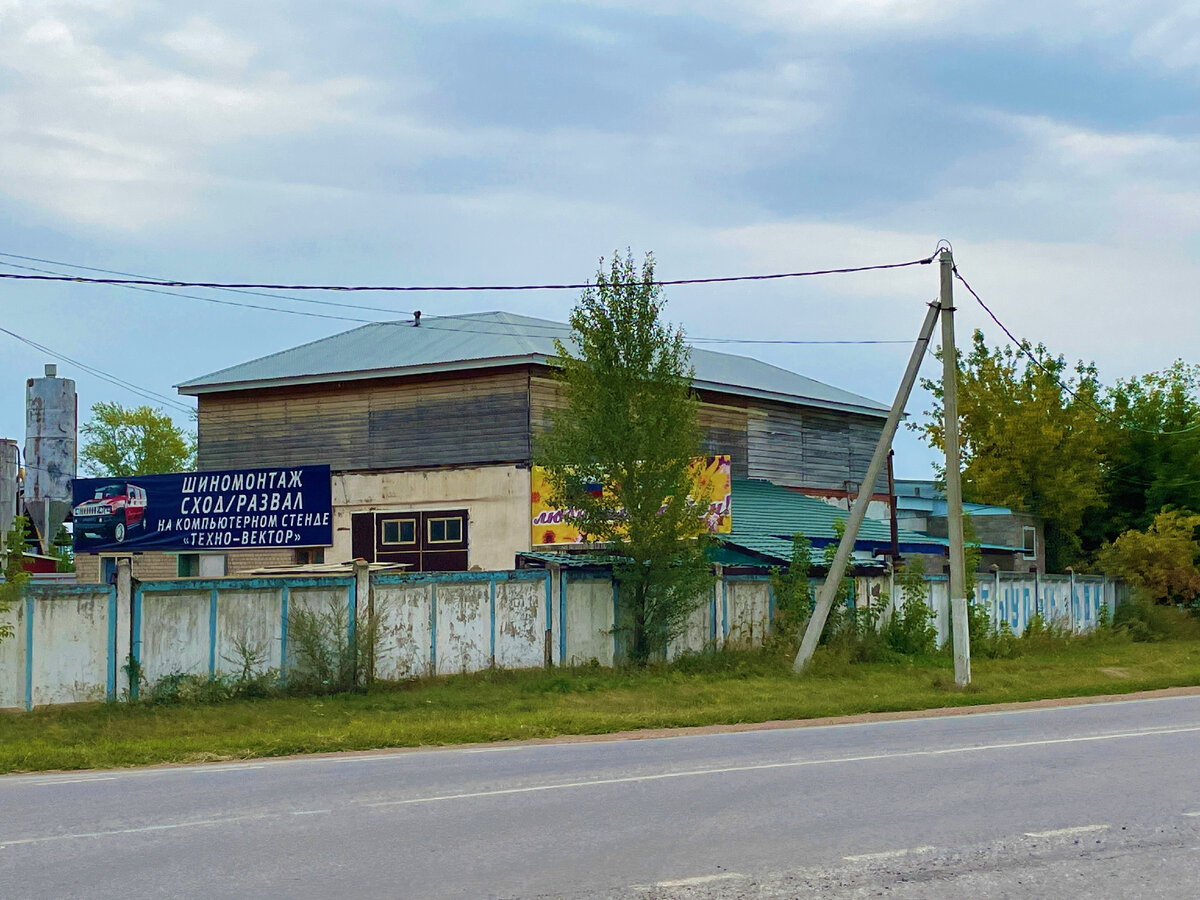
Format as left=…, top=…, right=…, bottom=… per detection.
left=531, top=456, right=732, bottom=546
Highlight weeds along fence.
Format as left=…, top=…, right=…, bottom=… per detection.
left=1, top=565, right=1121, bottom=711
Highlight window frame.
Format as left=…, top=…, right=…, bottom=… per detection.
left=426, top=516, right=463, bottom=545
left=380, top=517, right=418, bottom=547
left=1022, top=525, right=1037, bottom=560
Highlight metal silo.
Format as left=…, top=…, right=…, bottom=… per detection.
left=24, top=364, right=76, bottom=555
left=0, top=438, right=17, bottom=548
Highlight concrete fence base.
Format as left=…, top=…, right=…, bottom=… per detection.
left=1, top=567, right=1119, bottom=711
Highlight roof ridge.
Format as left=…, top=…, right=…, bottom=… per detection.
left=175, top=321, right=386, bottom=388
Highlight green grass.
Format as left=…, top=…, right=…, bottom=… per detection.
left=3, top=633, right=1200, bottom=774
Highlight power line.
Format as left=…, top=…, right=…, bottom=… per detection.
left=0, top=255, right=936, bottom=293
left=952, top=265, right=1200, bottom=437
left=0, top=252, right=412, bottom=318
left=1, top=253, right=920, bottom=346
left=0, top=325, right=194, bottom=415
left=0, top=260, right=377, bottom=324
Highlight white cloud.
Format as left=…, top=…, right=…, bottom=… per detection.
left=161, top=17, right=256, bottom=70
left=0, top=6, right=368, bottom=228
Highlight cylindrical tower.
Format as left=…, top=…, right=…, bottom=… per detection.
left=0, top=438, right=18, bottom=548
left=24, top=364, right=77, bottom=555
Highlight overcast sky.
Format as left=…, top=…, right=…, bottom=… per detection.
left=2, top=1, right=1198, bottom=478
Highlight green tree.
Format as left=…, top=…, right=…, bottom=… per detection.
left=80, top=402, right=195, bottom=476
left=1097, top=509, right=1200, bottom=606
left=1083, top=362, right=1200, bottom=553
left=770, top=532, right=815, bottom=639
left=884, top=557, right=937, bottom=656
left=1, top=515, right=32, bottom=641
left=536, top=251, right=713, bottom=664
left=918, top=329, right=1105, bottom=570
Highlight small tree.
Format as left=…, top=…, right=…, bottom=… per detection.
left=537, top=251, right=713, bottom=664
left=1, top=516, right=32, bottom=642
left=1097, top=509, right=1200, bottom=606
left=770, top=533, right=815, bottom=638
left=884, top=557, right=937, bottom=656
left=80, top=402, right=196, bottom=476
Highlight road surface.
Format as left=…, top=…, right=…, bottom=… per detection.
left=3, top=694, right=1200, bottom=898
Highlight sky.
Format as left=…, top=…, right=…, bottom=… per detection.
left=2, top=0, right=1199, bottom=478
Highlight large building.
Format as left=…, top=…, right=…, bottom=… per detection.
left=77, top=311, right=896, bottom=581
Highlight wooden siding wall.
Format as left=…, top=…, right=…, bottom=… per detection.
left=198, top=371, right=531, bottom=471
left=531, top=375, right=881, bottom=492
left=198, top=368, right=884, bottom=493
left=747, top=405, right=887, bottom=493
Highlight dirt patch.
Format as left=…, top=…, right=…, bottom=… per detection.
left=1098, top=667, right=1132, bottom=679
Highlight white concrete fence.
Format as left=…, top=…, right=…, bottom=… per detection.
left=1, top=565, right=1120, bottom=711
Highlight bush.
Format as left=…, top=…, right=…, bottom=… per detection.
left=286, top=598, right=381, bottom=695
left=1110, top=601, right=1200, bottom=642
left=883, top=559, right=938, bottom=657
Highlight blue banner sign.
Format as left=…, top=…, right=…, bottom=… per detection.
left=72, top=465, right=333, bottom=553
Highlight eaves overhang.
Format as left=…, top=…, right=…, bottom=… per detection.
left=177, top=353, right=890, bottom=418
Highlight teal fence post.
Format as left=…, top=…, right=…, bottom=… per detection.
left=559, top=569, right=567, bottom=665
left=279, top=585, right=290, bottom=677
left=24, top=594, right=34, bottom=711
left=489, top=577, right=497, bottom=667
left=429, top=582, right=438, bottom=675
left=106, top=588, right=118, bottom=700
left=208, top=587, right=219, bottom=677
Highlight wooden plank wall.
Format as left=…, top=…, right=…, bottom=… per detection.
left=198, top=370, right=531, bottom=471
left=198, top=367, right=884, bottom=493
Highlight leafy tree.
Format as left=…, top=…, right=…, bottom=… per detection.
left=536, top=251, right=713, bottom=664
left=883, top=557, right=937, bottom=656
left=770, top=533, right=815, bottom=638
left=918, top=329, right=1105, bottom=570
left=1083, top=362, right=1200, bottom=553
left=1, top=515, right=32, bottom=642
left=80, top=402, right=195, bottom=477
left=1097, top=509, right=1200, bottom=606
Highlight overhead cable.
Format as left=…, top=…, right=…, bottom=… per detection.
left=0, top=255, right=936, bottom=293
left=952, top=266, right=1200, bottom=436
left=0, top=325, right=194, bottom=415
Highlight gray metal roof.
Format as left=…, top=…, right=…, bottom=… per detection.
left=177, top=311, right=888, bottom=417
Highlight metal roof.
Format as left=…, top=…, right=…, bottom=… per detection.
left=722, top=479, right=1021, bottom=562
left=177, top=311, right=889, bottom=417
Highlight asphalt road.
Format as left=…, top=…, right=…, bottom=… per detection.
left=3, top=694, right=1200, bottom=899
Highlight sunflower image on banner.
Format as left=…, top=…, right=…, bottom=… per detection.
left=530, top=456, right=732, bottom=546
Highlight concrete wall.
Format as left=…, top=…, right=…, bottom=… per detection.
left=0, top=584, right=123, bottom=710
left=3, top=567, right=1121, bottom=711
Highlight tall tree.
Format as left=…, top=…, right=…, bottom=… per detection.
left=536, top=251, right=713, bottom=663
left=1084, top=362, right=1200, bottom=552
left=80, top=402, right=196, bottom=477
left=918, top=329, right=1106, bottom=570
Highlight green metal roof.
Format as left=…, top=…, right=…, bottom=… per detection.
left=722, top=479, right=1019, bottom=564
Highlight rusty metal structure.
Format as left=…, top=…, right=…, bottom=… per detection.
left=0, top=437, right=18, bottom=547
left=24, top=364, right=76, bottom=555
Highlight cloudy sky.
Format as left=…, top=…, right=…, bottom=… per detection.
left=2, top=0, right=1198, bottom=477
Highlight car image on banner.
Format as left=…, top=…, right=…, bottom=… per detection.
left=71, top=464, right=333, bottom=554
left=73, top=482, right=148, bottom=544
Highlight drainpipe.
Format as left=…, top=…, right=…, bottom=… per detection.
left=886, top=450, right=899, bottom=563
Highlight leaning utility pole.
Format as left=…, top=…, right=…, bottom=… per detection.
left=939, top=249, right=971, bottom=686
left=793, top=298, right=942, bottom=672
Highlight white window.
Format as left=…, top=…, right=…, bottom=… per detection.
left=1022, top=526, right=1037, bottom=561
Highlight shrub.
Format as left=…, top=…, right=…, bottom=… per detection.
left=883, top=559, right=937, bottom=657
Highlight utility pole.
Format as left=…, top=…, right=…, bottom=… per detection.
left=939, top=249, right=971, bottom=686
left=794, top=299, right=942, bottom=672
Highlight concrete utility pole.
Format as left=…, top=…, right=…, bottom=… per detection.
left=793, top=299, right=942, bottom=672
left=939, top=249, right=971, bottom=686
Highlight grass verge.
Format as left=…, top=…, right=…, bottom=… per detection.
left=3, top=634, right=1200, bottom=774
